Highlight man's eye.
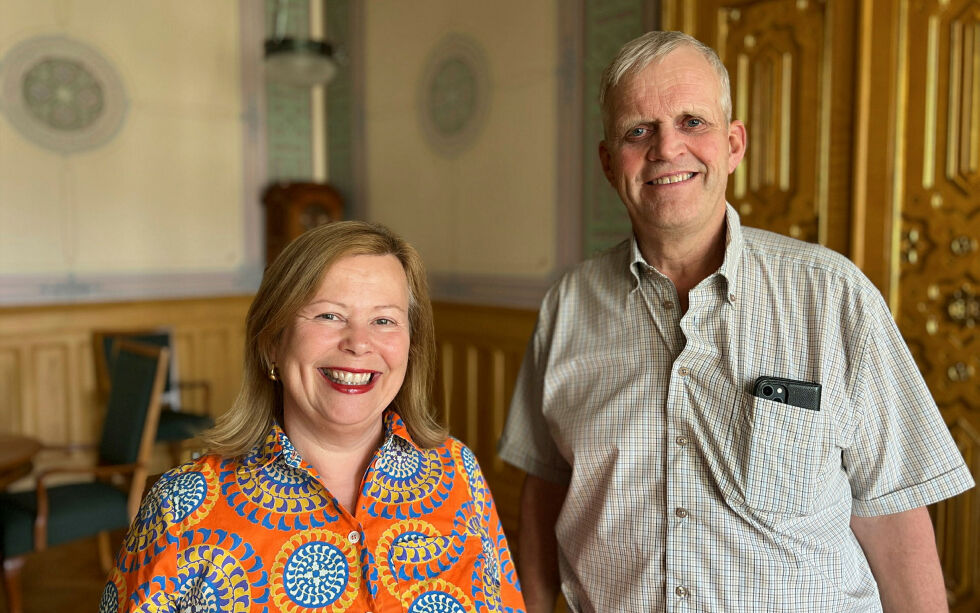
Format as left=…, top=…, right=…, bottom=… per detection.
left=627, top=127, right=648, bottom=138
left=685, top=118, right=704, bottom=128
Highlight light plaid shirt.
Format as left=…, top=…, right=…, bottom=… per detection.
left=499, top=205, right=974, bottom=612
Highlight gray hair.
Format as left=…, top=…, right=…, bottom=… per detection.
left=599, top=31, right=732, bottom=137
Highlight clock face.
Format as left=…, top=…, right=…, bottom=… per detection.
left=299, top=203, right=333, bottom=230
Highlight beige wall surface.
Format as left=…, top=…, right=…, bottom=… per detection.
left=0, top=0, right=258, bottom=301
left=363, top=0, right=558, bottom=279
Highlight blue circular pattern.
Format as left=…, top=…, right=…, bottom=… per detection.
left=98, top=581, right=118, bottom=613
left=166, top=471, right=208, bottom=523
left=408, top=590, right=468, bottom=613
left=178, top=574, right=219, bottom=612
left=377, top=437, right=423, bottom=480
left=284, top=541, right=349, bottom=607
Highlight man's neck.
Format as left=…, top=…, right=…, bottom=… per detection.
left=634, top=215, right=727, bottom=312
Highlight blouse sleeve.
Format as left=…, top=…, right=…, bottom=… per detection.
left=457, top=441, right=527, bottom=613
left=99, top=470, right=183, bottom=612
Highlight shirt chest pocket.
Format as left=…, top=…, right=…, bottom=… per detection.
left=734, top=394, right=833, bottom=516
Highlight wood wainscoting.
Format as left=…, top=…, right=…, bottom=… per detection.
left=431, top=301, right=538, bottom=546
left=0, top=296, right=252, bottom=473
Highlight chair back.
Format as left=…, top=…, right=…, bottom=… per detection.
left=93, top=328, right=179, bottom=406
left=97, top=341, right=169, bottom=469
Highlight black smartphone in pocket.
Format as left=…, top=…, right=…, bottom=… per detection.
left=753, top=376, right=822, bottom=411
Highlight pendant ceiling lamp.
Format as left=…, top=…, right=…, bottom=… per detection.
left=264, top=0, right=337, bottom=87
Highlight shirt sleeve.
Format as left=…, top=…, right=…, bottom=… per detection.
left=497, top=289, right=573, bottom=484
left=843, top=290, right=975, bottom=516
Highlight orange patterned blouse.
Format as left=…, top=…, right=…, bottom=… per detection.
left=101, top=411, right=525, bottom=612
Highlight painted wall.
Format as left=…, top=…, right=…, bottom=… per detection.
left=0, top=0, right=264, bottom=305
left=362, top=0, right=558, bottom=281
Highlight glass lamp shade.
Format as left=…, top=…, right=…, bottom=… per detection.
left=264, top=38, right=337, bottom=87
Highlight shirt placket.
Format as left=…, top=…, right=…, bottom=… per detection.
left=665, top=281, right=724, bottom=610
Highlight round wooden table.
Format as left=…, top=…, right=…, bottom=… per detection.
left=0, top=433, right=41, bottom=488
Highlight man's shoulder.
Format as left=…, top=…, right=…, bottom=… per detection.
left=741, top=226, right=867, bottom=284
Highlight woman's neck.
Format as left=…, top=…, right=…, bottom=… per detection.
left=283, top=414, right=384, bottom=513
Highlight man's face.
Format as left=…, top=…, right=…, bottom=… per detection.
left=599, top=46, right=746, bottom=238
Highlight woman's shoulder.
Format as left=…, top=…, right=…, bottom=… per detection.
left=141, top=453, right=227, bottom=508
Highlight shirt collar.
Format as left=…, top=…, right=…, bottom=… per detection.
left=627, top=202, right=744, bottom=302
left=259, top=409, right=422, bottom=471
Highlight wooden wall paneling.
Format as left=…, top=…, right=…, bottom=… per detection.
left=0, top=348, right=22, bottom=432
left=899, top=1, right=980, bottom=609
left=0, top=297, right=252, bottom=461
left=432, top=302, right=538, bottom=546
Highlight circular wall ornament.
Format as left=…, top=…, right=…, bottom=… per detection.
left=0, top=36, right=127, bottom=154
left=418, top=35, right=490, bottom=157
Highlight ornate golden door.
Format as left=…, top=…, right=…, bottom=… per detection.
left=663, top=0, right=980, bottom=610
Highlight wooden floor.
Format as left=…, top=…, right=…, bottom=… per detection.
left=0, top=530, right=122, bottom=613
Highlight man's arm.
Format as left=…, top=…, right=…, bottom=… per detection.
left=850, top=506, right=949, bottom=612
left=518, top=473, right=568, bottom=613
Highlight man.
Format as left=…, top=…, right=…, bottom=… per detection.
left=499, top=31, right=974, bottom=612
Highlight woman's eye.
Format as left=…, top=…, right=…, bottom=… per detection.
left=374, top=318, right=394, bottom=326
left=316, top=313, right=338, bottom=321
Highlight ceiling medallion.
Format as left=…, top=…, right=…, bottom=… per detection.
left=418, top=34, right=490, bottom=157
left=0, top=36, right=127, bottom=154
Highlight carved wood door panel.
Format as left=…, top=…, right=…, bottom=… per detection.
left=663, top=0, right=980, bottom=609
left=900, top=2, right=980, bottom=609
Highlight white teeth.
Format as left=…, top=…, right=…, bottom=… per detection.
left=649, top=172, right=694, bottom=185
left=322, top=369, right=373, bottom=385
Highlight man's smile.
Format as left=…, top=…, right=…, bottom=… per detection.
left=645, top=172, right=696, bottom=186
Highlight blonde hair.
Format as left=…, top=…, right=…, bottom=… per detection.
left=204, top=221, right=445, bottom=455
left=599, top=30, right=732, bottom=137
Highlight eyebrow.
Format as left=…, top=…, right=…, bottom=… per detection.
left=306, top=299, right=407, bottom=313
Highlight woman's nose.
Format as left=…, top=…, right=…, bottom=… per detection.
left=340, top=324, right=371, bottom=354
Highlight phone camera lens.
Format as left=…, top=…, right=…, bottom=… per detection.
left=762, top=385, right=774, bottom=396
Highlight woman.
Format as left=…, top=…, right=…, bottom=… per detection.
left=101, top=221, right=525, bottom=612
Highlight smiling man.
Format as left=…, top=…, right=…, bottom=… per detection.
left=499, top=31, right=973, bottom=612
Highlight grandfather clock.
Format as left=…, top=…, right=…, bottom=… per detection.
left=262, top=181, right=344, bottom=265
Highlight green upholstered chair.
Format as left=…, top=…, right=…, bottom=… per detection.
left=0, top=341, right=169, bottom=613
left=93, top=328, right=213, bottom=462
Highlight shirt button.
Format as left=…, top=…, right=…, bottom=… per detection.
left=663, top=300, right=674, bottom=309
left=675, top=507, right=689, bottom=518
left=675, top=585, right=689, bottom=598
left=678, top=366, right=691, bottom=377
left=347, top=531, right=360, bottom=544
left=676, top=435, right=689, bottom=446
left=729, top=293, right=736, bottom=302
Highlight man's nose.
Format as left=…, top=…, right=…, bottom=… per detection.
left=647, top=126, right=684, bottom=161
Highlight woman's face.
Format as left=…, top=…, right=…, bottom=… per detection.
left=276, top=253, right=411, bottom=437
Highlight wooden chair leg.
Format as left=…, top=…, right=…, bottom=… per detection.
left=2, top=556, right=25, bottom=613
left=97, top=531, right=114, bottom=575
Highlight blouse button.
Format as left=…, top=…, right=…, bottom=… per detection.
left=347, top=530, right=360, bottom=544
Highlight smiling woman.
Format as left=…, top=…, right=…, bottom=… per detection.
left=99, top=222, right=526, bottom=613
